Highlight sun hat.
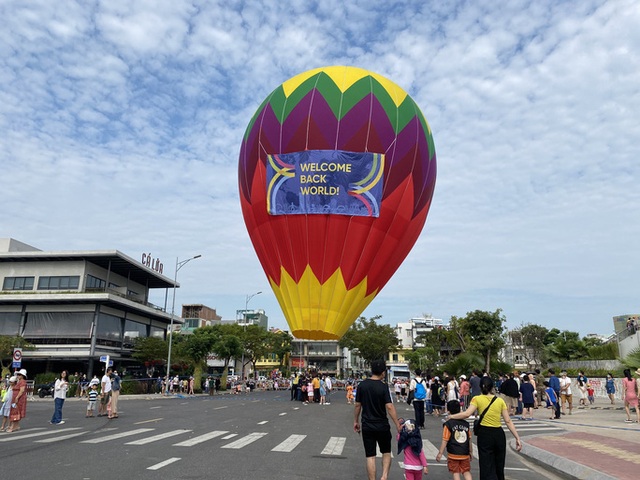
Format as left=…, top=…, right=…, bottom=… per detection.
left=9, top=376, right=17, bottom=383
left=17, top=368, right=27, bottom=377
left=459, top=375, right=467, bottom=380
left=635, top=368, right=640, bottom=376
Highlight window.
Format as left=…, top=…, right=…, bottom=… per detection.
left=3, top=276, right=35, bottom=291
left=392, top=354, right=398, bottom=361
left=37, top=276, right=80, bottom=290
left=86, top=275, right=106, bottom=289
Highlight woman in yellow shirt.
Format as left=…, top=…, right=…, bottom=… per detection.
left=449, top=376, right=522, bottom=480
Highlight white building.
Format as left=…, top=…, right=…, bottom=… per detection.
left=0, top=238, right=177, bottom=377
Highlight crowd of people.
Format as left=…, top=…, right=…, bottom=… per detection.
left=290, top=371, right=333, bottom=404
left=355, top=364, right=640, bottom=480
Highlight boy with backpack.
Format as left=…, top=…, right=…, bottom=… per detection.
left=411, top=369, right=427, bottom=429
left=436, top=400, right=472, bottom=480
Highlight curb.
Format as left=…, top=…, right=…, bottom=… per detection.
left=512, top=440, right=618, bottom=480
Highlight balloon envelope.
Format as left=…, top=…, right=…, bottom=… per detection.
left=239, top=66, right=436, bottom=340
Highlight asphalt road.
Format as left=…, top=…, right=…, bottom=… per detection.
left=0, top=391, right=565, bottom=480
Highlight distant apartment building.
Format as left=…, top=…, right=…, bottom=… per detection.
left=395, top=315, right=444, bottom=349
left=0, top=238, right=177, bottom=376
left=235, top=309, right=269, bottom=329
left=180, top=304, right=222, bottom=333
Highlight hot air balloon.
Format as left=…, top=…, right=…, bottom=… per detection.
left=239, top=66, right=436, bottom=340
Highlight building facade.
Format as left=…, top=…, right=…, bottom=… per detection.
left=181, top=304, right=222, bottom=333
left=0, top=239, right=177, bottom=376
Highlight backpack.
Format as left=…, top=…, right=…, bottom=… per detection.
left=414, top=379, right=426, bottom=400
left=438, top=386, right=446, bottom=402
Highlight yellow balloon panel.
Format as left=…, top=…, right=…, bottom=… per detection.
left=270, top=266, right=378, bottom=340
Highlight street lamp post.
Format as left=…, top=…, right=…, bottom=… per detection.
left=165, top=254, right=201, bottom=394
left=240, top=291, right=261, bottom=382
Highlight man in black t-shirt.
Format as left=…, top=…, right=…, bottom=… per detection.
left=354, top=359, right=401, bottom=480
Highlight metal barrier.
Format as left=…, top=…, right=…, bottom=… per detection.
left=26, top=380, right=35, bottom=400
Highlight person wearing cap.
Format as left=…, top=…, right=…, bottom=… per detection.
left=1, top=376, right=16, bottom=431
left=559, top=371, right=573, bottom=415
left=7, top=369, right=28, bottom=432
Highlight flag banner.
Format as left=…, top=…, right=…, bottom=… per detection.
left=266, top=150, right=384, bottom=217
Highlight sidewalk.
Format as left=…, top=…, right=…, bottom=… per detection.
left=513, top=404, right=640, bottom=480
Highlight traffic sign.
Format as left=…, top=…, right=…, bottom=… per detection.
left=100, top=355, right=108, bottom=362
left=12, top=348, right=22, bottom=368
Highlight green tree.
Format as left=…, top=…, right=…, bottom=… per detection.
left=544, top=330, right=588, bottom=362
left=132, top=337, right=168, bottom=376
left=268, top=330, right=293, bottom=370
left=177, top=328, right=216, bottom=391
left=404, top=346, right=439, bottom=372
left=509, top=323, right=549, bottom=367
left=338, top=315, right=400, bottom=367
left=417, top=325, right=465, bottom=363
left=457, top=309, right=506, bottom=374
left=243, top=325, right=270, bottom=379
left=208, top=324, right=243, bottom=389
left=0, top=336, right=34, bottom=378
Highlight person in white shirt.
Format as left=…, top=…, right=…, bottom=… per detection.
left=50, top=370, right=68, bottom=425
left=559, top=371, right=573, bottom=415
left=99, top=368, right=112, bottom=417
left=324, top=375, right=332, bottom=404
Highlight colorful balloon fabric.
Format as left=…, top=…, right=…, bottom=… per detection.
left=239, top=66, right=436, bottom=340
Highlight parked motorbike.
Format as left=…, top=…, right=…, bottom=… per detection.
left=37, top=382, right=55, bottom=398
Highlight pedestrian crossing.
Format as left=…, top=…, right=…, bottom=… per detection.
left=0, top=419, right=564, bottom=458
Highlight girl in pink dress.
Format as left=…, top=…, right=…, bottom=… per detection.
left=397, top=419, right=428, bottom=480
left=622, top=368, right=639, bottom=423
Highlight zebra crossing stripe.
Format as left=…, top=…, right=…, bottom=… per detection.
left=125, top=429, right=192, bottom=445
left=421, top=439, right=442, bottom=460
left=271, top=434, right=306, bottom=452
left=0, top=428, right=81, bottom=442
left=147, top=457, right=181, bottom=470
left=173, top=430, right=229, bottom=447
left=222, top=434, right=237, bottom=440
left=36, top=431, right=88, bottom=443
left=80, top=428, right=155, bottom=444
left=321, top=437, right=346, bottom=455
left=221, top=432, right=267, bottom=449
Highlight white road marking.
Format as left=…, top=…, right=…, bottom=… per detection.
left=80, top=428, right=155, bottom=443
left=258, top=420, right=268, bottom=425
left=0, top=428, right=81, bottom=442
left=422, top=439, right=442, bottom=459
left=321, top=437, right=346, bottom=455
left=272, top=434, right=306, bottom=452
left=36, top=431, right=88, bottom=443
left=134, top=418, right=163, bottom=424
left=279, top=412, right=287, bottom=416
left=222, top=434, right=237, bottom=440
left=221, top=432, right=267, bottom=449
left=125, top=429, right=192, bottom=445
left=173, top=430, right=229, bottom=447
left=150, top=406, right=162, bottom=409
left=213, top=406, right=228, bottom=410
left=147, top=457, right=181, bottom=470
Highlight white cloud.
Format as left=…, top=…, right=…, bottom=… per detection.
left=1, top=0, right=638, bottom=337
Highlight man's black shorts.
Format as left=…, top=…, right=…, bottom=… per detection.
left=362, top=429, right=391, bottom=457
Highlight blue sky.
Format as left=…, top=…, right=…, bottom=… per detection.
left=1, top=0, right=638, bottom=337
